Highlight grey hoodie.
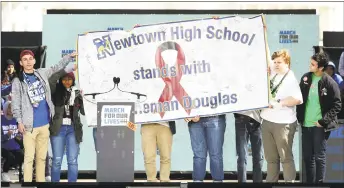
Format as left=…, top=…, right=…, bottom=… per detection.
left=11, top=55, right=73, bottom=132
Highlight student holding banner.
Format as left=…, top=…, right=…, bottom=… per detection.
left=49, top=68, right=84, bottom=182
left=297, top=52, right=342, bottom=183
left=233, top=110, right=263, bottom=182
left=11, top=50, right=77, bottom=182
left=185, top=115, right=226, bottom=182
left=260, top=49, right=303, bottom=182
left=141, top=121, right=176, bottom=182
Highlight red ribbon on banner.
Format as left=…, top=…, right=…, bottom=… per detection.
left=155, top=41, right=192, bottom=118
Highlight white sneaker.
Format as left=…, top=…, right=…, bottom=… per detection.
left=1, top=172, right=11, bottom=182
left=45, top=176, right=51, bottom=182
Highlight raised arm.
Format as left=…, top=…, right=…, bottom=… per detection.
left=43, top=52, right=77, bottom=78
left=49, top=69, right=66, bottom=95
left=49, top=61, right=77, bottom=95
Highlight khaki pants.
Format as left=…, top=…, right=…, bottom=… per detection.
left=261, top=119, right=297, bottom=182
left=23, top=124, right=50, bottom=182
left=141, top=124, right=173, bottom=182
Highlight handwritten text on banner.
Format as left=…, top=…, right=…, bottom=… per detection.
left=78, top=15, right=269, bottom=124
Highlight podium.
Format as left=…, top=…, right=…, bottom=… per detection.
left=96, top=102, right=135, bottom=182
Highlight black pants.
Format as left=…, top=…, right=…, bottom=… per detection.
left=1, top=148, right=24, bottom=176
left=234, top=114, right=263, bottom=183
left=302, top=127, right=330, bottom=183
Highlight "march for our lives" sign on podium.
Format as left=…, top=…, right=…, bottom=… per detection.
left=101, top=105, right=132, bottom=127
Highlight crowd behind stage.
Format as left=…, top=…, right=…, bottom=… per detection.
left=1, top=48, right=344, bottom=184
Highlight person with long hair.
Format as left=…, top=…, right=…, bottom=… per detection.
left=1, top=59, right=17, bottom=84
left=11, top=50, right=77, bottom=182
left=49, top=71, right=84, bottom=182
left=260, top=49, right=303, bottom=182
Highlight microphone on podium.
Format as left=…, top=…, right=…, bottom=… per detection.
left=113, top=77, right=120, bottom=86
left=84, top=77, right=119, bottom=99
left=114, top=77, right=147, bottom=99
left=84, top=76, right=147, bottom=100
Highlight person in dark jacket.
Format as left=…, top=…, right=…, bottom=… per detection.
left=49, top=70, right=84, bottom=182
left=297, top=52, right=342, bottom=183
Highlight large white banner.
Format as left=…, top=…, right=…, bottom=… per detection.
left=77, top=15, right=269, bottom=124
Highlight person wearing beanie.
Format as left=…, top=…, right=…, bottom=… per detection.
left=1, top=101, right=24, bottom=182
left=10, top=49, right=77, bottom=182
left=1, top=59, right=17, bottom=84
left=297, top=52, right=342, bottom=183
left=49, top=71, right=84, bottom=182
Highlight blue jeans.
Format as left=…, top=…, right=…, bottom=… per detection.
left=188, top=115, right=226, bottom=181
left=50, top=125, right=79, bottom=182
left=234, top=114, right=263, bottom=182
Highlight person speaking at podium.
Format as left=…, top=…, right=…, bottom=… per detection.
left=140, top=121, right=176, bottom=182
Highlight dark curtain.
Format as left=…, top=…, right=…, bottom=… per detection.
left=1, top=32, right=42, bottom=47
left=313, top=46, right=344, bottom=69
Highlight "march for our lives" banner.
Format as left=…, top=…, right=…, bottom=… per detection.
left=77, top=15, right=270, bottom=124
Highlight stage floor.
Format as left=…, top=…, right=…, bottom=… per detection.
left=3, top=169, right=296, bottom=183
left=2, top=170, right=283, bottom=183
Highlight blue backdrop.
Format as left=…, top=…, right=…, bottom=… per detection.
left=43, top=14, right=319, bottom=171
